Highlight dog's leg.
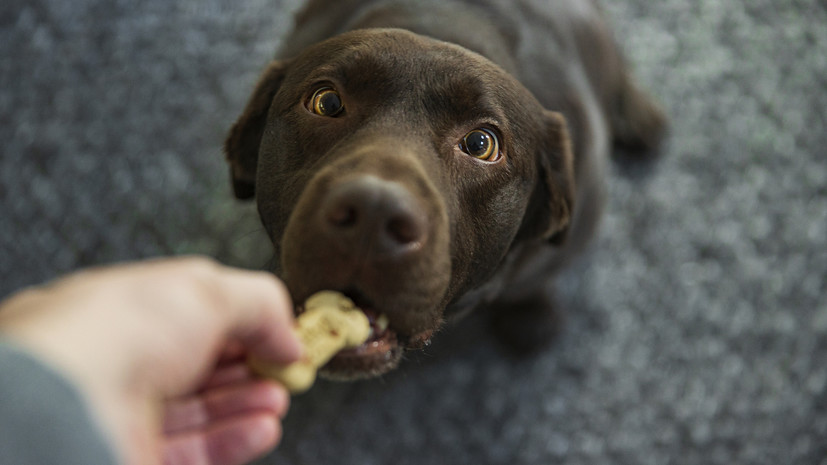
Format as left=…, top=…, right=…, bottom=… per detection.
left=606, top=71, right=668, bottom=157
left=571, top=4, right=668, bottom=157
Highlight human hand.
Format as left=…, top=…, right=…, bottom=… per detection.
left=0, top=257, right=303, bottom=465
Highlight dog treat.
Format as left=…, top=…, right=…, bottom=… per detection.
left=248, top=290, right=371, bottom=394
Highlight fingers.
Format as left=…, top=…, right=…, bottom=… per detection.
left=162, top=380, right=290, bottom=465
left=195, top=260, right=303, bottom=366
left=163, top=380, right=290, bottom=435
left=123, top=256, right=303, bottom=370
left=200, top=362, right=253, bottom=391
left=216, top=341, right=246, bottom=363
left=163, top=414, right=281, bottom=465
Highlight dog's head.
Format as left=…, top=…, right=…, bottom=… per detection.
left=225, top=29, right=574, bottom=379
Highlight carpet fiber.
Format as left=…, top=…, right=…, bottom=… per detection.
left=1, top=1, right=825, bottom=464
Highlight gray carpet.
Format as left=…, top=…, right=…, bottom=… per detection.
left=1, top=1, right=826, bottom=464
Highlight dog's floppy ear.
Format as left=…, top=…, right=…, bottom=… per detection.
left=518, top=110, right=576, bottom=245
left=224, top=60, right=290, bottom=199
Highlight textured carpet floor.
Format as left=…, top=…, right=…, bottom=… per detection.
left=1, top=1, right=825, bottom=464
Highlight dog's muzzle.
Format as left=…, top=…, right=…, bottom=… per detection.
left=279, top=146, right=452, bottom=378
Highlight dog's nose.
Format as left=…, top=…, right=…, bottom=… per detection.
left=321, top=175, right=427, bottom=259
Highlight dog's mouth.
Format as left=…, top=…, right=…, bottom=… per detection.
left=298, top=291, right=434, bottom=379
left=323, top=305, right=401, bottom=377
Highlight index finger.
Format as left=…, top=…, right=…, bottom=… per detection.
left=206, top=265, right=303, bottom=366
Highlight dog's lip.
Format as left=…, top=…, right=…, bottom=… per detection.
left=339, top=305, right=398, bottom=353
left=320, top=300, right=403, bottom=376
left=296, top=290, right=435, bottom=375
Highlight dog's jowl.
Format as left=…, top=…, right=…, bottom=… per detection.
left=225, top=0, right=666, bottom=380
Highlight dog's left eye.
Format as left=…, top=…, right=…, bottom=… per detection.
left=309, top=87, right=344, bottom=117
left=459, top=128, right=500, bottom=162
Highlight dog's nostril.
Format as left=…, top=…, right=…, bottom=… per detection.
left=321, top=176, right=428, bottom=258
left=327, top=204, right=359, bottom=228
left=387, top=215, right=422, bottom=245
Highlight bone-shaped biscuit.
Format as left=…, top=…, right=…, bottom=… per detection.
left=248, top=290, right=371, bottom=394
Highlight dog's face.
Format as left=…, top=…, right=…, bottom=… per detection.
left=225, top=29, right=574, bottom=379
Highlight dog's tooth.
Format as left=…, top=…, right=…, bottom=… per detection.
left=376, top=314, right=389, bottom=332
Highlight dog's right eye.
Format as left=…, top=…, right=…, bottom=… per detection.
left=309, top=87, right=344, bottom=117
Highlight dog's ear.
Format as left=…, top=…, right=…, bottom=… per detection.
left=224, top=60, right=290, bottom=199
left=517, top=111, right=576, bottom=245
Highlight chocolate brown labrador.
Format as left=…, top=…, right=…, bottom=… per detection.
left=224, top=0, right=666, bottom=379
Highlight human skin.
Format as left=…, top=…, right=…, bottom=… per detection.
left=0, top=257, right=303, bottom=465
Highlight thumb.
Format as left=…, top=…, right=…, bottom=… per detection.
left=208, top=267, right=303, bottom=366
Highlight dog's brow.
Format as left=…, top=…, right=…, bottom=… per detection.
left=308, top=54, right=400, bottom=93
left=307, top=64, right=349, bottom=84
left=420, top=74, right=507, bottom=126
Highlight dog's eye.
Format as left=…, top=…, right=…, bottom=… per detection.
left=460, top=128, right=500, bottom=161
left=309, top=87, right=344, bottom=117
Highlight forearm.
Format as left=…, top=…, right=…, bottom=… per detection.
left=0, top=340, right=118, bottom=465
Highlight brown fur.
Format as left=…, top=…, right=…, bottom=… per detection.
left=224, top=0, right=666, bottom=377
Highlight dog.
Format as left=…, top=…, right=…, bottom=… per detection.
left=224, top=0, right=666, bottom=380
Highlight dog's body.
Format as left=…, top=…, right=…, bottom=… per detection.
left=225, top=0, right=665, bottom=378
